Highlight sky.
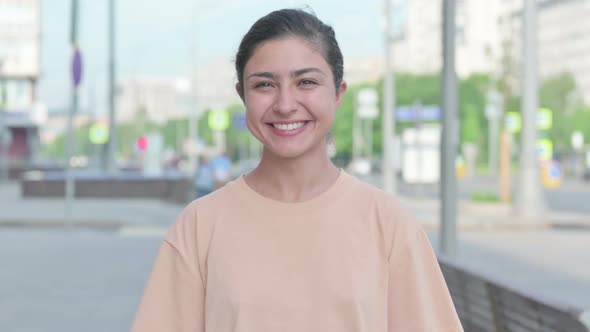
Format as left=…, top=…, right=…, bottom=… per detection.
left=39, top=0, right=386, bottom=113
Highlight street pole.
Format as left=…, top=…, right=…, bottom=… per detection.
left=382, top=0, right=397, bottom=194
left=352, top=92, right=360, bottom=161
left=65, top=0, right=82, bottom=223
left=0, top=61, right=7, bottom=183
left=106, top=0, right=117, bottom=173
left=515, top=0, right=545, bottom=220
left=486, top=89, right=502, bottom=176
left=189, top=1, right=199, bottom=176
left=440, top=0, right=458, bottom=256
left=488, top=114, right=499, bottom=175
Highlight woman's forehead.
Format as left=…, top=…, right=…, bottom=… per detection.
left=244, top=37, right=330, bottom=74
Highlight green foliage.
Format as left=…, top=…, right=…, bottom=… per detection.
left=329, top=72, right=492, bottom=162
left=540, top=73, right=578, bottom=113
left=539, top=73, right=586, bottom=152
left=550, top=107, right=590, bottom=151
left=471, top=191, right=499, bottom=203
left=395, top=73, right=441, bottom=105
left=461, top=104, right=482, bottom=144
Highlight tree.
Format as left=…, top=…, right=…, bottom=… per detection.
left=540, top=73, right=584, bottom=151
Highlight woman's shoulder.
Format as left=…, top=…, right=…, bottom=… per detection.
left=164, top=179, right=240, bottom=249
left=344, top=174, right=412, bottom=215
left=343, top=173, right=424, bottom=239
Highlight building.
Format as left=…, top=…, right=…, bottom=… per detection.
left=116, top=78, right=193, bottom=124
left=389, top=0, right=508, bottom=78
left=538, top=0, right=590, bottom=103
left=192, top=58, right=241, bottom=112
left=344, top=57, right=385, bottom=85
left=0, top=0, right=45, bottom=171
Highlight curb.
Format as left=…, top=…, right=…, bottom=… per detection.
left=421, top=219, right=590, bottom=232
left=0, top=218, right=126, bottom=231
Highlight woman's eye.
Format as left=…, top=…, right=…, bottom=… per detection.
left=299, top=79, right=317, bottom=86
left=255, top=82, right=273, bottom=89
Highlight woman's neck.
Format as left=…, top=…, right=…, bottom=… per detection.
left=244, top=145, right=340, bottom=203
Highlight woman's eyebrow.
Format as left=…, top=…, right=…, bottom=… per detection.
left=246, top=72, right=275, bottom=80
left=290, top=67, right=324, bottom=78
left=246, top=68, right=325, bottom=81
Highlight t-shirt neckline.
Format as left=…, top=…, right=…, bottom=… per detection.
left=233, top=170, right=353, bottom=213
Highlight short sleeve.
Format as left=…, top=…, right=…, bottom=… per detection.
left=131, top=204, right=206, bottom=332
left=388, top=227, right=463, bottom=331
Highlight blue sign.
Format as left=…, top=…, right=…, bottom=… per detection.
left=232, top=112, right=248, bottom=131
left=72, top=48, right=83, bottom=87
left=395, top=105, right=441, bottom=122
left=549, top=162, right=561, bottom=179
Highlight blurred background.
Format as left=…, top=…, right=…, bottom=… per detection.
left=1, top=0, right=589, bottom=331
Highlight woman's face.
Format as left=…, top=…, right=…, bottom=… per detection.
left=240, top=37, right=346, bottom=160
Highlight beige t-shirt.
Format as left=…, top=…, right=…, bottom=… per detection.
left=131, top=171, right=463, bottom=331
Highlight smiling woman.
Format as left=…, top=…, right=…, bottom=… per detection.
left=131, top=8, right=463, bottom=332
left=238, top=36, right=344, bottom=160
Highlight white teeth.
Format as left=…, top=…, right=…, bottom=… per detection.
left=273, top=122, right=305, bottom=131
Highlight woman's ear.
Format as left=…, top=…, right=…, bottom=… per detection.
left=236, top=83, right=244, bottom=102
left=336, top=81, right=348, bottom=106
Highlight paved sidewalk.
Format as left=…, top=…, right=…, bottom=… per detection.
left=0, top=182, right=183, bottom=229
left=399, top=197, right=590, bottom=230
left=2, top=178, right=589, bottom=230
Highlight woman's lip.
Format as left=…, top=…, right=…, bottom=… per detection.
left=268, top=121, right=312, bottom=137
left=267, top=120, right=310, bottom=125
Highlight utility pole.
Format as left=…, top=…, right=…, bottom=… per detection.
left=382, top=0, right=397, bottom=194
left=515, top=0, right=545, bottom=220
left=0, top=60, right=8, bottom=183
left=440, top=0, right=458, bottom=256
left=105, top=0, right=117, bottom=173
left=188, top=1, right=199, bottom=176
left=65, top=0, right=82, bottom=222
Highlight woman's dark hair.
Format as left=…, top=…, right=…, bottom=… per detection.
left=235, top=8, right=344, bottom=97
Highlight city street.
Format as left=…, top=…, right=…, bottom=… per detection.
left=1, top=226, right=589, bottom=332
left=363, top=173, right=590, bottom=215
left=0, top=229, right=162, bottom=332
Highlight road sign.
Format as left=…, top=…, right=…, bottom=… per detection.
left=208, top=109, right=230, bottom=131
left=396, top=106, right=441, bottom=122
left=537, top=108, right=552, bottom=130
left=89, top=123, right=109, bottom=145
left=505, top=112, right=522, bottom=133
left=505, top=109, right=553, bottom=133
left=541, top=160, right=562, bottom=188
left=571, top=131, right=584, bottom=151
left=232, top=112, right=248, bottom=131
left=536, top=139, right=553, bottom=161
left=357, top=88, right=379, bottom=119
left=72, top=48, right=83, bottom=87
left=485, top=89, right=503, bottom=119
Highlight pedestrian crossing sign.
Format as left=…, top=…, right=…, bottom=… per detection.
left=208, top=109, right=230, bottom=131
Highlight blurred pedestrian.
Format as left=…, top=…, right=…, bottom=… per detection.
left=210, top=152, right=232, bottom=189
left=194, top=155, right=214, bottom=198
left=132, top=8, right=462, bottom=332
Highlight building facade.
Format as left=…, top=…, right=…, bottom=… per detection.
left=538, top=0, right=590, bottom=103
left=116, top=78, right=193, bottom=124
left=389, top=0, right=508, bottom=78
left=0, top=0, right=45, bottom=171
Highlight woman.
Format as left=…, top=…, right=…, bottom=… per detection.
left=132, top=8, right=462, bottom=332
